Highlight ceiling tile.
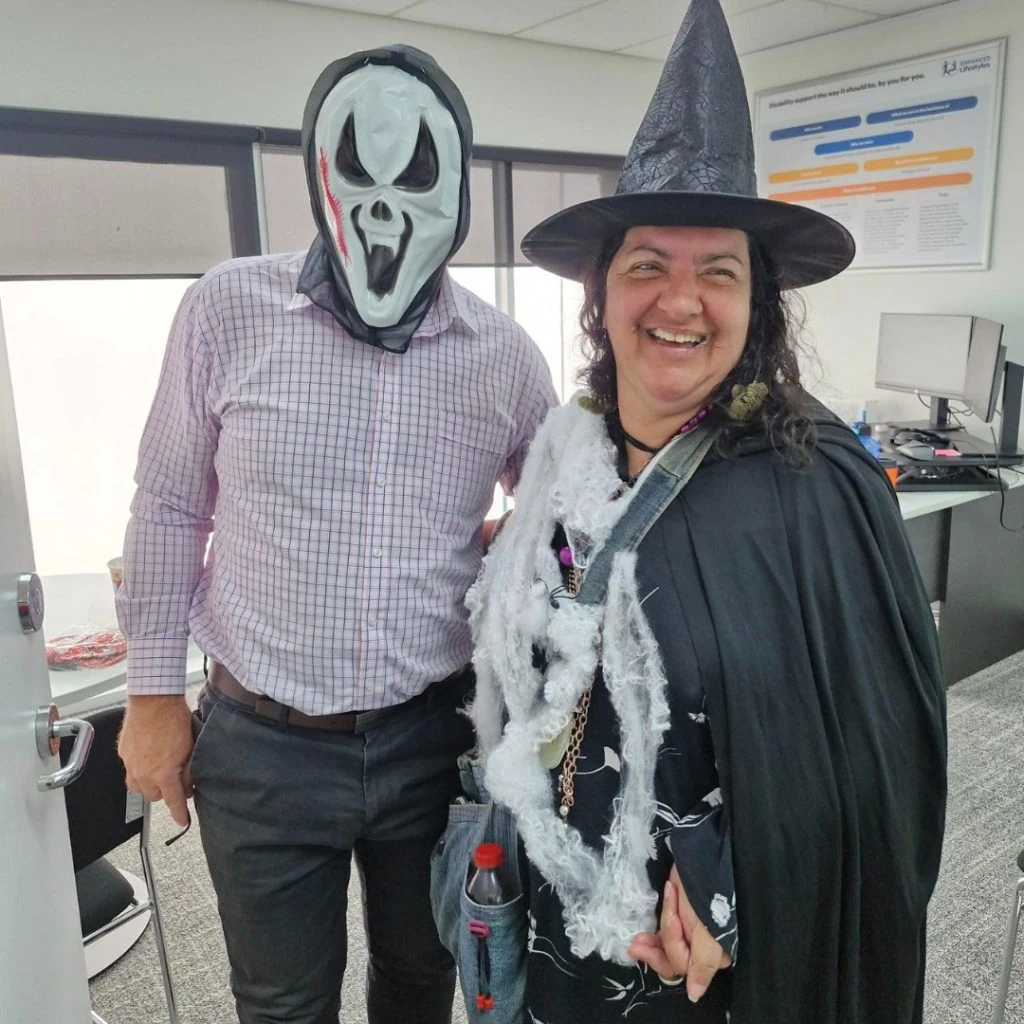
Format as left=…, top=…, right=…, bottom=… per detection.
left=393, top=0, right=600, bottom=35
left=518, top=0, right=692, bottom=51
left=271, top=0, right=955, bottom=56
left=617, top=33, right=676, bottom=60
left=276, top=0, right=414, bottom=13
left=730, top=0, right=878, bottom=55
left=825, top=0, right=951, bottom=13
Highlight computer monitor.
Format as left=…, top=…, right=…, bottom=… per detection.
left=875, top=313, right=1005, bottom=427
left=961, top=319, right=1005, bottom=422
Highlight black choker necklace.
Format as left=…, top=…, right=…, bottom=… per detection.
left=619, top=425, right=666, bottom=454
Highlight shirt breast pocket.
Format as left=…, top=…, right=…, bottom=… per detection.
left=428, top=411, right=510, bottom=532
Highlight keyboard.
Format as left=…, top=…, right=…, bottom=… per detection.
left=895, top=465, right=1005, bottom=491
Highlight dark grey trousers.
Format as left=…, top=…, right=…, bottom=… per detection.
left=189, top=673, right=474, bottom=1024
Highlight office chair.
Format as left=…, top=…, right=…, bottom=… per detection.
left=992, top=846, right=1024, bottom=1024
left=60, top=704, right=180, bottom=1024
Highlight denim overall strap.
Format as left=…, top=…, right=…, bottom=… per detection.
left=575, top=425, right=716, bottom=607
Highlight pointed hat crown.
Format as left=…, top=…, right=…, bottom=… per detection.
left=617, top=0, right=755, bottom=198
left=521, top=0, right=855, bottom=288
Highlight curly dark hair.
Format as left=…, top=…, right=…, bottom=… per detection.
left=577, top=229, right=816, bottom=464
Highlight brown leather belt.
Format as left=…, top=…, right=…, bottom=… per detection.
left=206, top=659, right=471, bottom=734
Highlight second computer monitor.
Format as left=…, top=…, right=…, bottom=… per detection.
left=961, top=318, right=1005, bottom=422
left=875, top=313, right=1005, bottom=423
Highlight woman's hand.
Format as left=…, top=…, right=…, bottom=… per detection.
left=627, top=864, right=731, bottom=1003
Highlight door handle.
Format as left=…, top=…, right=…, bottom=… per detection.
left=35, top=704, right=94, bottom=791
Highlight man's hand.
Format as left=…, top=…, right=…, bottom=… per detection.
left=117, top=694, right=195, bottom=827
left=482, top=509, right=514, bottom=551
left=481, top=517, right=499, bottom=550
left=627, top=864, right=731, bottom=1003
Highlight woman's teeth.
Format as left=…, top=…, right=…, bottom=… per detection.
left=647, top=328, right=706, bottom=347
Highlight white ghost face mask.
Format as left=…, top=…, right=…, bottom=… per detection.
left=312, top=64, right=463, bottom=329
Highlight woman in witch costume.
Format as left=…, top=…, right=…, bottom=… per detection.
left=465, top=1, right=946, bottom=1021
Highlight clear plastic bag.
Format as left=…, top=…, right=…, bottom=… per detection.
left=45, top=626, right=127, bottom=670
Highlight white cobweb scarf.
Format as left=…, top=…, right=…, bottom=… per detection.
left=466, top=397, right=672, bottom=966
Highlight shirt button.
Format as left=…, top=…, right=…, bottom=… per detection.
left=372, top=547, right=383, bottom=558
left=376, top=475, right=386, bottom=487
left=367, top=615, right=377, bottom=627
left=382, top=410, right=391, bottom=422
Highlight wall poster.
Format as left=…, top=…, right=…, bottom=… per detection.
left=754, top=39, right=1006, bottom=271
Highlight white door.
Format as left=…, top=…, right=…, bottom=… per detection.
left=0, top=302, right=93, bottom=1022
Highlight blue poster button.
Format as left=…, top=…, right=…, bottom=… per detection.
left=866, top=96, right=978, bottom=123
left=769, top=116, right=862, bottom=141
left=815, top=130, right=915, bottom=155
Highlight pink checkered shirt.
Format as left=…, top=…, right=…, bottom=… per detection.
left=116, top=253, right=556, bottom=714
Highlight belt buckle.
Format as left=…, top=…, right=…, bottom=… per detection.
left=351, top=707, right=384, bottom=735
left=253, top=695, right=285, bottom=723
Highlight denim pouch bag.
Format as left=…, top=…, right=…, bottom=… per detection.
left=430, top=753, right=526, bottom=1023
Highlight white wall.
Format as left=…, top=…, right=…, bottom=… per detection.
left=740, top=0, right=1023, bottom=438
left=0, top=0, right=659, bottom=156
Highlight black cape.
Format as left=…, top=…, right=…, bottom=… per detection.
left=634, top=408, right=947, bottom=1022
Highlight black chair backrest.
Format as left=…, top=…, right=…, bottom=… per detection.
left=60, top=705, right=142, bottom=873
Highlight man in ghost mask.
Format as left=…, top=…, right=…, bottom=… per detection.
left=116, top=45, right=556, bottom=1024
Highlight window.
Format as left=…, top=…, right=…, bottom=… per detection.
left=512, top=267, right=586, bottom=400
left=448, top=267, right=497, bottom=307
left=0, top=111, right=261, bottom=274
left=1, top=279, right=191, bottom=576
left=0, top=110, right=259, bottom=577
left=0, top=108, right=620, bottom=575
left=0, top=155, right=235, bottom=276
left=511, top=163, right=619, bottom=264
left=261, top=146, right=316, bottom=255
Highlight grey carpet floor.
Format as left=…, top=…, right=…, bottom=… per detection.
left=90, top=652, right=1024, bottom=1023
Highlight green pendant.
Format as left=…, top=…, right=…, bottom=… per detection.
left=539, top=721, right=573, bottom=769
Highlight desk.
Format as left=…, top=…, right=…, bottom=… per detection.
left=899, top=471, right=1024, bottom=685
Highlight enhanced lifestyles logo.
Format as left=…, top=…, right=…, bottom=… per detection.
left=943, top=53, right=993, bottom=76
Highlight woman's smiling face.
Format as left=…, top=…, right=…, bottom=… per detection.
left=604, top=225, right=752, bottom=427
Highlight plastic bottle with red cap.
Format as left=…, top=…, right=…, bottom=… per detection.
left=466, top=842, right=511, bottom=906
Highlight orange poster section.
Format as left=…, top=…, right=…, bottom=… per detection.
left=864, top=147, right=974, bottom=172
left=768, top=162, right=858, bottom=185
left=770, top=171, right=972, bottom=203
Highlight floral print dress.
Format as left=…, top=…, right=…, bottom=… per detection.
left=521, top=526, right=738, bottom=1023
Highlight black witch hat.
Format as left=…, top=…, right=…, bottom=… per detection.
left=521, top=0, right=854, bottom=288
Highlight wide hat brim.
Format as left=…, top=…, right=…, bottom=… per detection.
left=521, top=191, right=855, bottom=289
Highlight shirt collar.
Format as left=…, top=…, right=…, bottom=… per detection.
left=288, top=270, right=480, bottom=339
left=408, top=273, right=481, bottom=340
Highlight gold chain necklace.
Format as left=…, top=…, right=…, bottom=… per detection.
left=557, top=563, right=592, bottom=819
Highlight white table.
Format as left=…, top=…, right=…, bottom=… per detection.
left=898, top=468, right=1024, bottom=520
